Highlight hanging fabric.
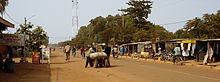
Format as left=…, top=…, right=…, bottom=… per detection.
left=203, top=42, right=214, bottom=64
left=191, top=43, right=196, bottom=56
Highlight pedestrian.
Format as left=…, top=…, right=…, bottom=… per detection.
left=112, top=46, right=118, bottom=59
left=152, top=50, right=155, bottom=58
left=80, top=46, right=85, bottom=58
left=104, top=43, right=111, bottom=59
left=124, top=47, right=128, bottom=56
left=72, top=46, right=76, bottom=57
left=173, top=44, right=181, bottom=64
left=120, top=46, right=124, bottom=56
left=53, top=47, right=55, bottom=51
left=64, top=43, right=71, bottom=61
left=85, top=45, right=95, bottom=68
left=158, top=46, right=162, bottom=55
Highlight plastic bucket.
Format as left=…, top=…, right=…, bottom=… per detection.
left=158, top=57, right=161, bottom=61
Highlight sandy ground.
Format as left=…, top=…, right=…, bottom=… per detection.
left=0, top=63, right=50, bottom=82
left=1, top=49, right=220, bottom=82
left=50, top=49, right=220, bottom=82
left=50, top=49, right=120, bottom=82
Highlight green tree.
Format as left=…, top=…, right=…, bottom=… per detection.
left=16, top=23, right=48, bottom=52
left=120, top=0, right=152, bottom=29
left=29, top=26, right=48, bottom=51
left=15, top=22, right=34, bottom=50
left=0, top=0, right=8, bottom=14
left=16, top=22, right=33, bottom=35
left=174, top=29, right=189, bottom=39
left=183, top=10, right=220, bottom=39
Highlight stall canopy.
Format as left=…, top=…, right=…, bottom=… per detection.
left=0, top=17, right=14, bottom=31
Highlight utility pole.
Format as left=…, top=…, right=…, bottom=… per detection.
left=72, top=0, right=79, bottom=38
left=121, top=8, right=125, bottom=28
left=21, top=17, right=27, bottom=63
left=121, top=8, right=125, bottom=41
left=21, top=16, right=35, bottom=63
left=25, top=17, right=27, bottom=26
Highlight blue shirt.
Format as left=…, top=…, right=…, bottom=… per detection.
left=72, top=48, right=76, bottom=52
left=174, top=47, right=181, bottom=56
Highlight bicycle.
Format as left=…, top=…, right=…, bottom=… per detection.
left=162, top=52, right=173, bottom=62
left=173, top=55, right=183, bottom=65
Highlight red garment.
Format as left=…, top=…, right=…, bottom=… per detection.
left=80, top=48, right=85, bottom=51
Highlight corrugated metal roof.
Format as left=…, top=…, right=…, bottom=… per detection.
left=121, top=41, right=152, bottom=46
left=0, top=17, right=14, bottom=28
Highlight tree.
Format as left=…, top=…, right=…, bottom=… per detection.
left=120, top=0, right=152, bottom=29
left=174, top=29, right=189, bottom=39
left=15, top=22, right=34, bottom=50
left=16, top=22, right=48, bottom=52
left=0, top=0, right=8, bottom=15
left=183, top=10, right=220, bottom=39
left=29, top=26, right=48, bottom=51
left=16, top=22, right=33, bottom=35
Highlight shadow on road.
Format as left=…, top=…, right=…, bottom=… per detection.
left=50, top=60, right=77, bottom=64
left=50, top=55, right=63, bottom=58
left=93, top=65, right=121, bottom=69
left=0, top=63, right=50, bottom=82
left=109, top=65, right=121, bottom=68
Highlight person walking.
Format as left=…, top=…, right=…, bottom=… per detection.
left=64, top=43, right=71, bottom=61
left=72, top=46, right=76, bottom=57
left=173, top=44, right=181, bottom=64
left=80, top=46, right=85, bottom=58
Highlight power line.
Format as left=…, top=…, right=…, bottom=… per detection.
left=5, top=12, right=21, bottom=24
left=159, top=20, right=188, bottom=25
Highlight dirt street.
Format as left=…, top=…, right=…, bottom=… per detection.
left=1, top=49, right=220, bottom=82
left=50, top=49, right=220, bottom=82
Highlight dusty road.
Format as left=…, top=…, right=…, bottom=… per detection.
left=50, top=49, right=220, bottom=82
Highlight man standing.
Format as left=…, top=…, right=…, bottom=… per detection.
left=112, top=46, right=118, bottom=59
left=120, top=46, right=124, bottom=56
left=173, top=44, right=181, bottom=64
left=64, top=43, right=71, bottom=61
left=104, top=43, right=111, bottom=59
left=158, top=46, right=162, bottom=55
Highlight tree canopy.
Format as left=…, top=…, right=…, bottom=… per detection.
left=0, top=0, right=8, bottom=14
left=59, top=1, right=220, bottom=47
left=58, top=0, right=172, bottom=47
left=16, top=22, right=48, bottom=52
left=175, top=10, right=220, bottom=39
left=119, top=0, right=152, bottom=29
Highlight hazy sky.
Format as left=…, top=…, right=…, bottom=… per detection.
left=3, top=0, right=220, bottom=44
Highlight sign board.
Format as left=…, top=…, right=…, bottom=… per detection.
left=0, top=34, right=25, bottom=46
left=182, top=40, right=196, bottom=43
left=42, top=47, right=50, bottom=64
left=32, top=52, right=40, bottom=64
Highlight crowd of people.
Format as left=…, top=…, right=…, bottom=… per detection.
left=63, top=43, right=129, bottom=61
